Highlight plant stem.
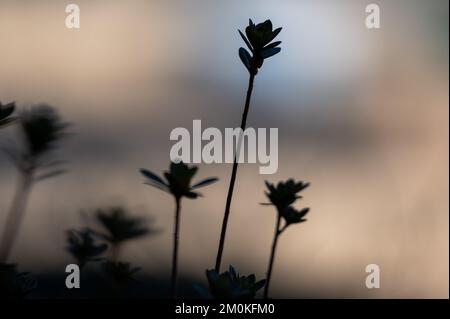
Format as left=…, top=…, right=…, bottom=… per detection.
left=111, top=243, right=120, bottom=263
left=264, top=215, right=281, bottom=299
left=170, top=197, right=181, bottom=298
left=215, top=73, right=256, bottom=272
left=0, top=170, right=33, bottom=263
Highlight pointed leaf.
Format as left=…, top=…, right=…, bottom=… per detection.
left=0, top=102, right=15, bottom=119
left=266, top=27, right=282, bottom=44
left=140, top=169, right=168, bottom=187
left=185, top=191, right=200, bottom=199
left=254, top=279, right=266, bottom=291
left=238, top=30, right=253, bottom=52
left=0, top=118, right=16, bottom=127
left=261, top=47, right=281, bottom=59
left=35, top=169, right=67, bottom=182
left=264, top=41, right=281, bottom=49
left=239, top=47, right=252, bottom=72
left=191, top=177, right=218, bottom=189
left=144, top=181, right=170, bottom=192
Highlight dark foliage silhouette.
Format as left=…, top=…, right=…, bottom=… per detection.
left=262, top=179, right=311, bottom=298
left=0, top=263, right=36, bottom=299
left=0, top=18, right=315, bottom=301
left=101, top=261, right=141, bottom=295
left=140, top=161, right=218, bottom=297
left=0, top=105, right=69, bottom=263
left=238, top=19, right=282, bottom=75
left=0, top=101, right=16, bottom=128
left=94, top=207, right=155, bottom=262
left=194, top=265, right=266, bottom=299
left=66, top=228, right=108, bottom=269
left=64, top=206, right=158, bottom=297
left=215, top=19, right=283, bottom=273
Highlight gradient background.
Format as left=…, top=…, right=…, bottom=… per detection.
left=0, top=0, right=448, bottom=298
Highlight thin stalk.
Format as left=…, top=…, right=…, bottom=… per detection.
left=170, top=197, right=181, bottom=298
left=110, top=243, right=121, bottom=263
left=264, top=215, right=282, bottom=299
left=215, top=73, right=255, bottom=272
left=0, top=170, right=34, bottom=263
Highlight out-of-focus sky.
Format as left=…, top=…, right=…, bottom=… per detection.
left=0, top=0, right=448, bottom=298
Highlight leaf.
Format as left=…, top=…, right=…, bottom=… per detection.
left=193, top=283, right=213, bottom=299
left=191, top=177, right=218, bottom=189
left=238, top=30, right=253, bottom=52
left=254, top=279, right=266, bottom=291
left=0, top=102, right=15, bottom=119
left=229, top=265, right=237, bottom=279
left=298, top=207, right=310, bottom=219
left=185, top=191, right=200, bottom=199
left=264, top=180, right=275, bottom=192
left=39, top=159, right=67, bottom=168
left=259, top=20, right=272, bottom=33
left=239, top=47, right=252, bottom=72
left=140, top=169, right=168, bottom=187
left=265, top=27, right=282, bottom=44
left=35, top=169, right=67, bottom=181
left=0, top=118, right=16, bottom=127
left=144, top=181, right=170, bottom=192
left=264, top=41, right=281, bottom=50
left=261, top=47, right=281, bottom=59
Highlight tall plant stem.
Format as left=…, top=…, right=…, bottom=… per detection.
left=110, top=243, right=121, bottom=263
left=264, top=215, right=281, bottom=299
left=170, top=197, right=181, bottom=298
left=215, top=73, right=256, bottom=272
left=0, top=170, right=33, bottom=263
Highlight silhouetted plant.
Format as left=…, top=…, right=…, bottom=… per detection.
left=262, top=179, right=310, bottom=298
left=194, top=265, right=266, bottom=299
left=0, top=105, right=70, bottom=263
left=140, top=161, right=218, bottom=298
left=94, top=207, right=155, bottom=262
left=66, top=228, right=108, bottom=269
left=215, top=19, right=282, bottom=272
left=0, top=263, right=36, bottom=299
left=101, top=261, right=140, bottom=295
left=0, top=101, right=16, bottom=128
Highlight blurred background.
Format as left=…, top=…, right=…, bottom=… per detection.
left=0, top=0, right=448, bottom=298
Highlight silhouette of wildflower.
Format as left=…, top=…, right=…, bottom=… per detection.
left=140, top=161, right=218, bottom=298
left=0, top=105, right=70, bottom=263
left=194, top=265, right=266, bottom=299
left=66, top=228, right=108, bottom=268
left=19, top=105, right=69, bottom=162
left=215, top=19, right=282, bottom=273
left=239, top=19, right=282, bottom=75
left=2, top=105, right=69, bottom=179
left=263, top=179, right=309, bottom=210
left=101, top=261, right=140, bottom=291
left=95, top=207, right=150, bottom=245
left=281, top=206, right=309, bottom=226
left=0, top=263, right=36, bottom=299
left=140, top=161, right=218, bottom=200
left=262, top=179, right=311, bottom=298
left=0, top=101, right=15, bottom=128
